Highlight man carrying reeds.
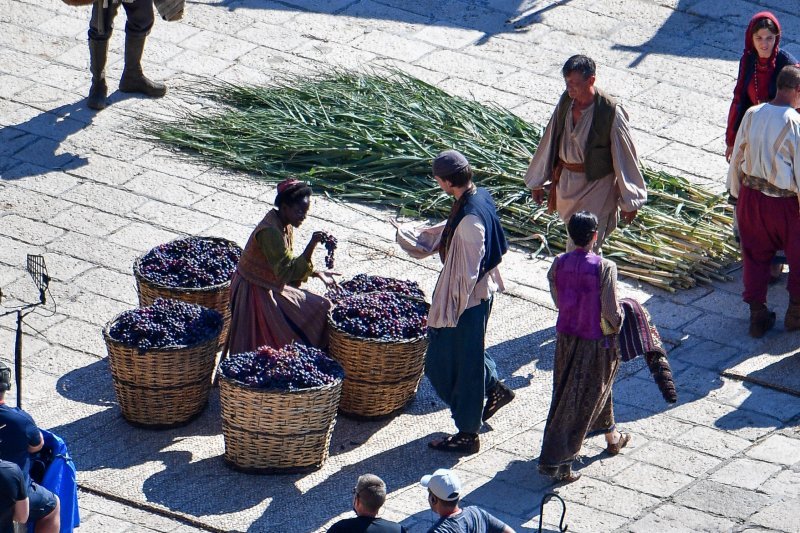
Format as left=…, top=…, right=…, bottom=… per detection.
left=727, top=65, right=800, bottom=338
left=395, top=150, right=513, bottom=454
left=525, top=55, right=647, bottom=252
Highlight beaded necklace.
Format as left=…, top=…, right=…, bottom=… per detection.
left=752, top=56, right=772, bottom=104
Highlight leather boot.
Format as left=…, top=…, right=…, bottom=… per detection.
left=785, top=301, right=800, bottom=331
left=749, top=305, right=776, bottom=338
left=87, top=39, right=109, bottom=110
left=119, top=34, right=167, bottom=97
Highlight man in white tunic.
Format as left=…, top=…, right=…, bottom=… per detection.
left=395, top=150, right=513, bottom=454
left=524, top=55, right=647, bottom=252
left=727, top=65, right=800, bottom=338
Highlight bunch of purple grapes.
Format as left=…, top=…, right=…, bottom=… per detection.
left=320, top=234, right=337, bottom=269
left=108, top=298, right=223, bottom=351
left=331, top=292, right=428, bottom=340
left=327, top=274, right=424, bottom=302
left=138, top=237, right=242, bottom=288
left=219, top=343, right=344, bottom=390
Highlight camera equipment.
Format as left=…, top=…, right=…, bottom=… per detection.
left=0, top=255, right=53, bottom=408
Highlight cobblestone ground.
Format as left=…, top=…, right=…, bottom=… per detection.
left=1, top=0, right=800, bottom=532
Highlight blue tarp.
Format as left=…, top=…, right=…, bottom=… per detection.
left=28, top=429, right=80, bottom=533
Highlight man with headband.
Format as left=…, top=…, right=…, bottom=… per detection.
left=396, top=150, right=514, bottom=454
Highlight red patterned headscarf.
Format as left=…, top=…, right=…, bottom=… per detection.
left=277, top=178, right=301, bottom=194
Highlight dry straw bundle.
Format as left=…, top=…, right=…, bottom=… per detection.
left=147, top=71, right=737, bottom=291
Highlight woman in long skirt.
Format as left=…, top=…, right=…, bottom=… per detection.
left=224, top=179, right=337, bottom=355
left=538, top=211, right=631, bottom=483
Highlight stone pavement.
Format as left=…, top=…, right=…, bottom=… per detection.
left=2, top=0, right=800, bottom=531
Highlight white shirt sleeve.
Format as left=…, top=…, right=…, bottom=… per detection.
left=727, top=108, right=751, bottom=198
left=611, top=106, right=647, bottom=212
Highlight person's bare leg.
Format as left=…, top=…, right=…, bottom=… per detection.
left=34, top=497, right=59, bottom=533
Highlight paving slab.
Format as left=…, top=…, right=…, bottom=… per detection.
left=4, top=0, right=800, bottom=531
left=723, top=351, right=800, bottom=397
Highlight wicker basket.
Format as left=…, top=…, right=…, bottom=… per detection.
left=219, top=376, right=342, bottom=473
left=328, top=319, right=428, bottom=419
left=133, top=237, right=238, bottom=350
left=103, top=316, right=221, bottom=428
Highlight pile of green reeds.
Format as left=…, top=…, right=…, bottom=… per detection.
left=147, top=71, right=737, bottom=291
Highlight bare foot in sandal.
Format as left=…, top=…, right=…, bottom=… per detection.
left=606, top=431, right=631, bottom=455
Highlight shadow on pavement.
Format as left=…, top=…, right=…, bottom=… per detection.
left=132, top=432, right=458, bottom=530
left=51, top=359, right=224, bottom=472
left=0, top=101, right=92, bottom=179
left=220, top=0, right=553, bottom=45
left=612, top=0, right=758, bottom=67
left=723, top=351, right=800, bottom=398
left=50, top=359, right=460, bottom=530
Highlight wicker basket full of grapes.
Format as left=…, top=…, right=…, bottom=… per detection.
left=133, top=236, right=242, bottom=349
left=103, top=299, right=224, bottom=428
left=218, top=344, right=344, bottom=473
left=328, top=281, right=429, bottom=419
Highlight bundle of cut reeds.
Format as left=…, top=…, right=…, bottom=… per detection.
left=147, top=71, right=737, bottom=291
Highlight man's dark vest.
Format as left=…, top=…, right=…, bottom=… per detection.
left=548, top=87, right=617, bottom=182
left=449, top=187, right=508, bottom=281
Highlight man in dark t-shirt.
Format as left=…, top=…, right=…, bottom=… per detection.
left=327, top=474, right=407, bottom=533
left=0, top=460, right=28, bottom=533
left=0, top=363, right=59, bottom=533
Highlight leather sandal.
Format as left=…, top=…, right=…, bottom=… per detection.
left=606, top=432, right=631, bottom=456
left=482, top=382, right=515, bottom=422
left=428, top=432, right=480, bottom=454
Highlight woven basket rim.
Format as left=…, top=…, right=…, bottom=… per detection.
left=328, top=292, right=429, bottom=344
left=327, top=315, right=428, bottom=345
left=103, top=307, right=223, bottom=352
left=219, top=373, right=343, bottom=394
left=133, top=236, right=240, bottom=292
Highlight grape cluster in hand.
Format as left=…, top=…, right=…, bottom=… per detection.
left=328, top=273, right=424, bottom=301
left=320, top=234, right=337, bottom=269
left=108, top=298, right=223, bottom=351
left=331, top=292, right=428, bottom=340
left=219, top=343, right=344, bottom=390
left=139, top=237, right=242, bottom=288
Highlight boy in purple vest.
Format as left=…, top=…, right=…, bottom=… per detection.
left=539, top=211, right=631, bottom=483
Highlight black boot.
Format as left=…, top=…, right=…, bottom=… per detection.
left=87, top=39, right=109, bottom=110
left=119, top=34, right=166, bottom=97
